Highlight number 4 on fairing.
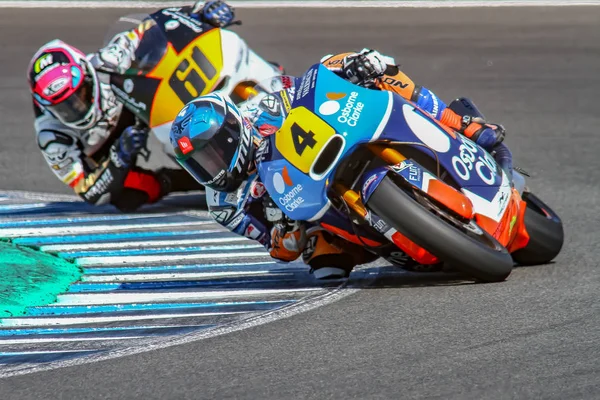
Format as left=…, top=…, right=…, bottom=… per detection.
left=290, top=123, right=317, bottom=155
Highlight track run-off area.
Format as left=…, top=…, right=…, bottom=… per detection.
left=0, top=191, right=383, bottom=378
left=0, top=3, right=599, bottom=399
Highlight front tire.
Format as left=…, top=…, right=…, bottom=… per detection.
left=367, top=177, right=514, bottom=282
left=512, top=192, right=564, bottom=265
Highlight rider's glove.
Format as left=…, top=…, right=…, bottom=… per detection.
left=193, top=0, right=235, bottom=27
left=461, top=116, right=506, bottom=150
left=342, top=49, right=388, bottom=86
left=461, top=116, right=513, bottom=179
left=91, top=32, right=139, bottom=74
left=263, top=197, right=284, bottom=222
left=110, top=125, right=149, bottom=168
left=263, top=196, right=306, bottom=261
left=269, top=222, right=306, bottom=262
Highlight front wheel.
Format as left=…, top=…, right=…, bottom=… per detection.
left=367, top=177, right=514, bottom=283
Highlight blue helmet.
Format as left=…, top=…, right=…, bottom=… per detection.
left=170, top=93, right=254, bottom=192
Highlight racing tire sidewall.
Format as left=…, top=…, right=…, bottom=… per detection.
left=366, top=176, right=514, bottom=283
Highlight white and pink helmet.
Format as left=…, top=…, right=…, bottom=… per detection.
left=27, top=39, right=102, bottom=130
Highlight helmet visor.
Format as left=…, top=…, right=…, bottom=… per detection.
left=47, top=78, right=94, bottom=124
left=177, top=114, right=242, bottom=191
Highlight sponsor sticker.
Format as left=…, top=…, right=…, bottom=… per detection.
left=451, top=135, right=496, bottom=185
left=123, top=79, right=134, bottom=94
left=258, top=123, right=278, bottom=137
left=43, top=77, right=69, bottom=96
left=177, top=137, right=194, bottom=154
left=272, top=166, right=293, bottom=194
left=362, top=174, right=378, bottom=200
left=318, top=91, right=364, bottom=126
left=226, top=212, right=245, bottom=230
left=244, top=224, right=262, bottom=240
left=280, top=90, right=292, bottom=112
left=111, top=84, right=147, bottom=111
left=34, top=53, right=53, bottom=74
left=164, top=20, right=180, bottom=31
left=83, top=168, right=113, bottom=201
left=250, top=181, right=266, bottom=199
left=278, top=184, right=304, bottom=212
left=255, top=139, right=270, bottom=163
left=162, top=9, right=203, bottom=33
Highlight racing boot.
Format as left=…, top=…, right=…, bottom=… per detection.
left=303, top=228, right=369, bottom=280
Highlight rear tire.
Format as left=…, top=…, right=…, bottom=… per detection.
left=367, top=177, right=514, bottom=283
left=512, top=192, right=564, bottom=265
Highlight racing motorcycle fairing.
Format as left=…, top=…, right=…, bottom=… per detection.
left=257, top=64, right=529, bottom=256
left=105, top=8, right=282, bottom=156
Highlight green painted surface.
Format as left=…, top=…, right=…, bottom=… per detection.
left=0, top=241, right=81, bottom=317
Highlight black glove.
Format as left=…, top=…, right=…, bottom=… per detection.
left=462, top=116, right=513, bottom=181
left=193, top=0, right=235, bottom=28
left=462, top=116, right=506, bottom=150
left=110, top=125, right=150, bottom=168
left=263, top=196, right=285, bottom=223
left=342, top=49, right=388, bottom=86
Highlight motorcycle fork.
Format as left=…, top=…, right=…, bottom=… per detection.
left=233, top=82, right=259, bottom=101
left=332, top=144, right=406, bottom=215
left=366, top=145, right=523, bottom=252
left=333, top=146, right=440, bottom=265
left=368, top=144, right=473, bottom=220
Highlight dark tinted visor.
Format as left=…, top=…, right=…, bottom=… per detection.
left=47, top=78, right=94, bottom=123
left=178, top=115, right=242, bottom=190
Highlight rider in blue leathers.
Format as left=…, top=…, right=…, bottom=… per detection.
left=169, top=50, right=511, bottom=279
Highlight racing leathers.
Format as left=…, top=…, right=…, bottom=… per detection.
left=205, top=101, right=373, bottom=279
left=206, top=49, right=510, bottom=277
left=33, top=1, right=233, bottom=211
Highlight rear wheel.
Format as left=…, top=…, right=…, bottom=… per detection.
left=512, top=192, right=564, bottom=265
left=367, top=177, right=514, bottom=282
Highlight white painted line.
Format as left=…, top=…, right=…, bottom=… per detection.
left=0, top=220, right=216, bottom=238
left=0, top=336, right=144, bottom=345
left=0, top=350, right=97, bottom=355
left=0, top=262, right=382, bottom=378
left=0, top=203, right=48, bottom=210
left=5, top=212, right=177, bottom=225
left=0, top=282, right=361, bottom=379
left=75, top=251, right=269, bottom=266
left=41, top=236, right=249, bottom=252
left=1, top=1, right=599, bottom=8
left=82, top=270, right=274, bottom=282
left=0, top=311, right=248, bottom=327
left=56, top=288, right=321, bottom=305
left=0, top=190, right=79, bottom=202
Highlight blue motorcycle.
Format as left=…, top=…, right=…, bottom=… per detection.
left=256, top=64, right=563, bottom=282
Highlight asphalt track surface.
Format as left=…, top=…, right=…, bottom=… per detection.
left=1, top=6, right=599, bottom=400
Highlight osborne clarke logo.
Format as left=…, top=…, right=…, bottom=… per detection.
left=318, top=92, right=346, bottom=116
left=177, top=137, right=194, bottom=154
left=272, top=166, right=293, bottom=194
left=320, top=91, right=364, bottom=126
